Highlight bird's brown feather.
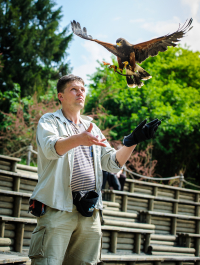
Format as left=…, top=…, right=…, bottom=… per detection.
left=129, top=52, right=136, bottom=70
left=133, top=18, right=193, bottom=63
left=71, top=20, right=120, bottom=57
left=93, top=39, right=119, bottom=57
left=117, top=57, right=123, bottom=70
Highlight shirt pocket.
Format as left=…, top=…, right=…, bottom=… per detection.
left=28, top=226, right=46, bottom=259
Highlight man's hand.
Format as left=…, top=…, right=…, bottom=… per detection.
left=78, top=123, right=107, bottom=147
left=123, top=119, right=161, bottom=147
left=55, top=123, right=107, bottom=156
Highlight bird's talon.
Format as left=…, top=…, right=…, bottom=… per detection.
left=122, top=61, right=129, bottom=68
left=109, top=65, right=117, bottom=72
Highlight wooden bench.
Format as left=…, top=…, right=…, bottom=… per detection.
left=178, top=233, right=200, bottom=256
left=0, top=237, right=14, bottom=252
left=0, top=169, right=37, bottom=194
left=103, top=209, right=138, bottom=226
left=125, top=178, right=200, bottom=202
left=0, top=189, right=33, bottom=218
left=0, top=216, right=36, bottom=253
left=125, top=179, right=200, bottom=228
left=103, top=209, right=154, bottom=229
left=139, top=211, right=200, bottom=257
left=103, top=189, right=200, bottom=210
left=102, top=209, right=155, bottom=254
left=103, top=201, right=120, bottom=211
left=103, top=189, right=200, bottom=236
left=147, top=244, right=196, bottom=256
left=0, top=155, right=21, bottom=173
left=139, top=210, right=200, bottom=232
left=139, top=210, right=200, bottom=221
left=16, top=164, right=38, bottom=181
left=101, top=253, right=200, bottom=265
left=102, top=253, right=164, bottom=264
left=0, top=253, right=30, bottom=264
left=0, top=216, right=154, bottom=256
left=101, top=225, right=154, bottom=255
left=145, top=233, right=198, bottom=257
left=150, top=234, right=178, bottom=248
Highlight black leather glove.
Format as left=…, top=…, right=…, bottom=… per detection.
left=123, top=119, right=161, bottom=147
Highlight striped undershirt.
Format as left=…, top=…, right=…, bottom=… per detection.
left=67, top=119, right=96, bottom=192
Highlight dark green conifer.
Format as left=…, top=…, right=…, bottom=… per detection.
left=0, top=0, right=72, bottom=101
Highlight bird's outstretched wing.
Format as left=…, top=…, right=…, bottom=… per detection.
left=133, top=18, right=193, bottom=63
left=71, top=20, right=120, bottom=57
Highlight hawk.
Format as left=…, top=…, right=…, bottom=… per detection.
left=71, top=19, right=193, bottom=88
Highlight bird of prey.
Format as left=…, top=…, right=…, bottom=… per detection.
left=71, top=19, right=193, bottom=88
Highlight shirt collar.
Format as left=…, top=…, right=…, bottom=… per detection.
left=52, top=109, right=93, bottom=124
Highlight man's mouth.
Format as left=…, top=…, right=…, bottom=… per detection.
left=77, top=97, right=84, bottom=101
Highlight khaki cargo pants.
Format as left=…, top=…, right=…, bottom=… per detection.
left=28, top=205, right=102, bottom=265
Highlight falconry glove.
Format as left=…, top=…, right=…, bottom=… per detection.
left=123, top=119, right=161, bottom=147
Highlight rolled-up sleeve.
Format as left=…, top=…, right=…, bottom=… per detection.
left=37, top=115, right=65, bottom=160
left=93, top=125, right=122, bottom=173
left=101, top=145, right=122, bottom=173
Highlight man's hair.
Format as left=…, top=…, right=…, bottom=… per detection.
left=57, top=74, right=84, bottom=94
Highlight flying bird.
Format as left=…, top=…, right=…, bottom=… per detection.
left=71, top=19, right=193, bottom=88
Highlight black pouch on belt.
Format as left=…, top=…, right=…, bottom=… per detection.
left=28, top=199, right=46, bottom=217
left=72, top=190, right=99, bottom=217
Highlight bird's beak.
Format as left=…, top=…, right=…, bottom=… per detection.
left=116, top=43, right=121, bottom=47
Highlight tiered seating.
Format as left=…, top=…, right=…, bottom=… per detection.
left=0, top=254, right=29, bottom=264
left=0, top=155, right=34, bottom=264
left=102, top=178, right=200, bottom=263
left=0, top=155, right=21, bottom=172
left=102, top=209, right=155, bottom=254
left=1, top=154, right=200, bottom=265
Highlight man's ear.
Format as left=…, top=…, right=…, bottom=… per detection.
left=58, top=93, right=63, bottom=102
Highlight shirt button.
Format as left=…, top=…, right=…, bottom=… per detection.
left=68, top=185, right=71, bottom=187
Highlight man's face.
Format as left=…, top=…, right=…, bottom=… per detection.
left=58, top=80, right=86, bottom=110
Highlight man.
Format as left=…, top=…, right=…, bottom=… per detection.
left=28, top=74, right=161, bottom=265
left=102, top=170, right=121, bottom=191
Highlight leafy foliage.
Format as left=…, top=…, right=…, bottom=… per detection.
left=0, top=89, right=59, bottom=163
left=126, top=144, right=161, bottom=179
left=85, top=47, right=200, bottom=182
left=0, top=0, right=72, bottom=112
left=0, top=53, right=3, bottom=71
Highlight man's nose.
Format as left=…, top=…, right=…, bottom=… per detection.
left=77, top=89, right=84, bottom=95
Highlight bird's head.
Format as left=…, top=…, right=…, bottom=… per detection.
left=116, top=38, right=128, bottom=47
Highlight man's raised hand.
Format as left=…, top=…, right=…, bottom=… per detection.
left=79, top=123, right=107, bottom=147
left=123, top=119, right=161, bottom=147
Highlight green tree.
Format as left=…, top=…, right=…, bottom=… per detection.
left=85, top=47, right=200, bottom=183
left=0, top=0, right=72, bottom=111
left=0, top=53, right=3, bottom=70
left=0, top=85, right=59, bottom=162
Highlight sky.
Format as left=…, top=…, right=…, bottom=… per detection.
left=55, top=0, right=200, bottom=87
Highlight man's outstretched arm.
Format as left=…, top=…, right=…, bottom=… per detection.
left=116, top=145, right=137, bottom=167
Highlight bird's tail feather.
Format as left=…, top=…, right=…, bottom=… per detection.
left=126, top=64, right=152, bottom=88
left=135, top=64, right=152, bottom=80
left=126, top=75, right=144, bottom=88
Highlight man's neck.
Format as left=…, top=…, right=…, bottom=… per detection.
left=61, top=108, right=81, bottom=124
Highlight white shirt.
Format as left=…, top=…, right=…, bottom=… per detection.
left=30, top=109, right=121, bottom=211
